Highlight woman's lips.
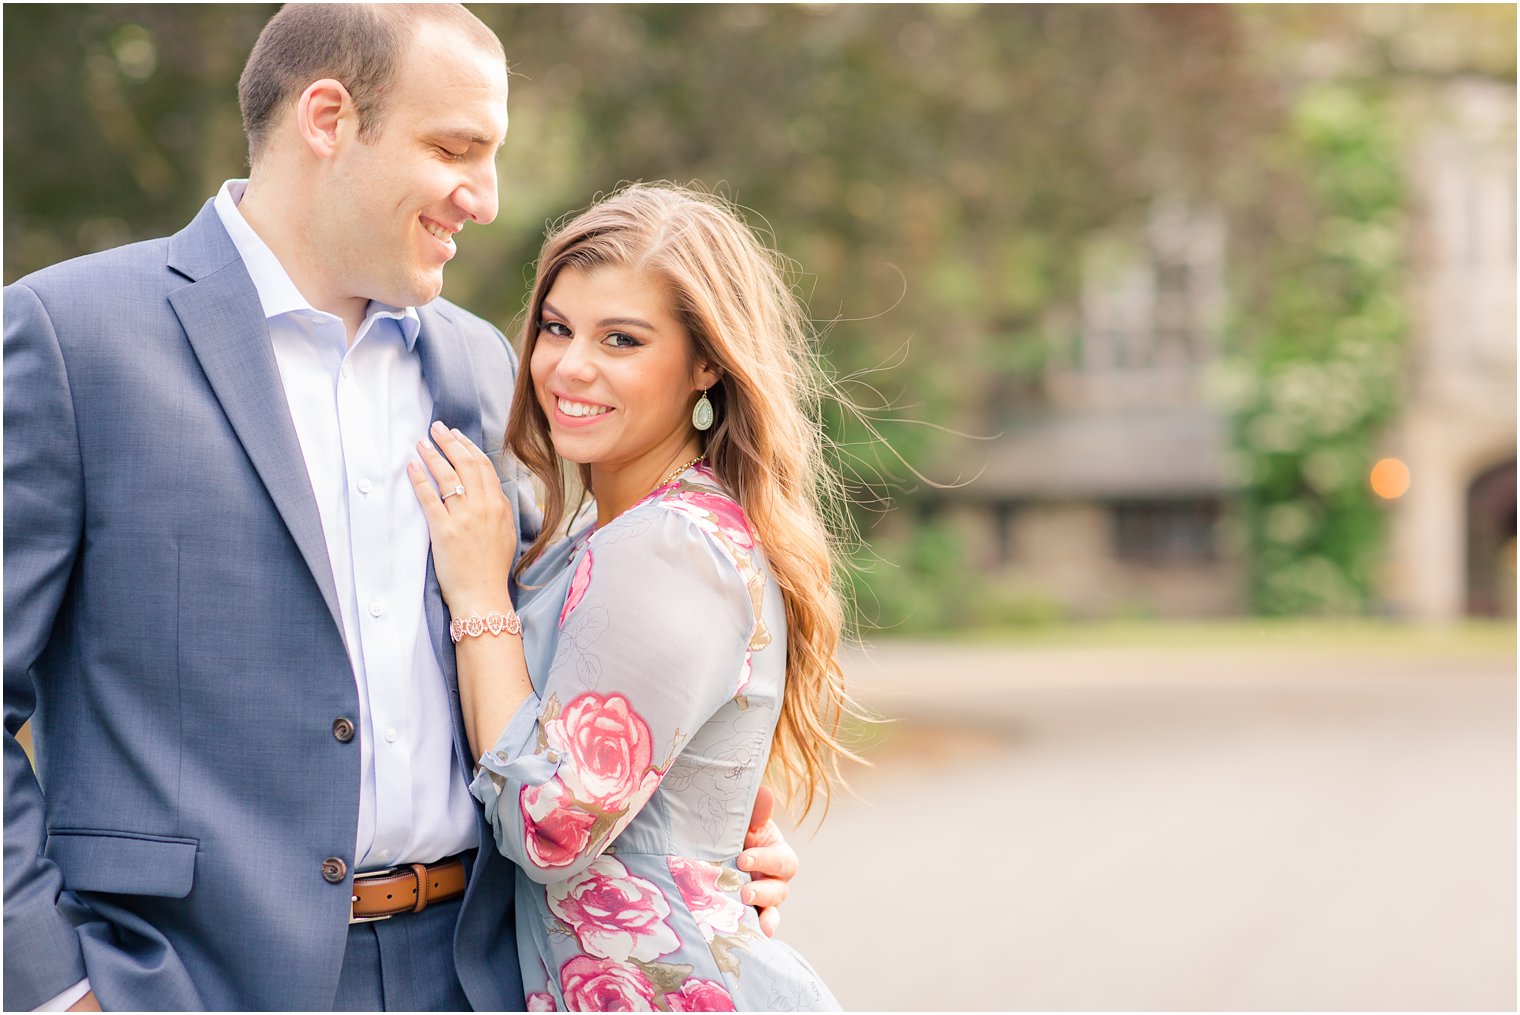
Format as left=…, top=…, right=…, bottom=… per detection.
left=550, top=394, right=614, bottom=426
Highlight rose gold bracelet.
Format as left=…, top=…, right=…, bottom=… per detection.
left=449, top=609, right=522, bottom=643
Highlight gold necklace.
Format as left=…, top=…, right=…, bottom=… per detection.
left=656, top=455, right=703, bottom=492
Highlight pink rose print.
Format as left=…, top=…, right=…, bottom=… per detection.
left=546, top=692, right=655, bottom=811
left=736, top=651, right=752, bottom=697
left=559, top=956, right=657, bottom=1012
left=665, top=979, right=738, bottom=1012
left=521, top=777, right=597, bottom=869
left=630, top=769, right=661, bottom=813
left=666, top=856, right=745, bottom=942
left=549, top=856, right=680, bottom=963
left=526, top=992, right=557, bottom=1011
left=560, top=549, right=594, bottom=627
left=667, top=491, right=756, bottom=551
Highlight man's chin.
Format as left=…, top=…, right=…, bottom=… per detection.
left=389, top=276, right=445, bottom=309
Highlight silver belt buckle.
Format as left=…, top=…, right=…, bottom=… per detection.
left=349, top=865, right=400, bottom=924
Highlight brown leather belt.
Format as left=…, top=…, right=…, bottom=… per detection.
left=350, top=854, right=469, bottom=924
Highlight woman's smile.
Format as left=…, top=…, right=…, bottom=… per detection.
left=552, top=394, right=614, bottom=422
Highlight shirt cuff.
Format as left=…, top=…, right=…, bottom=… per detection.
left=35, top=978, right=90, bottom=1012
left=471, top=690, right=559, bottom=807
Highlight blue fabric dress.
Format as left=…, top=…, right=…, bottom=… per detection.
left=471, top=466, right=839, bottom=1012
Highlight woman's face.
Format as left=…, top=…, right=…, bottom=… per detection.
left=530, top=263, right=717, bottom=475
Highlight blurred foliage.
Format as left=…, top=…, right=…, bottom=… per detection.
left=848, top=517, right=1084, bottom=634
left=2, top=4, right=1273, bottom=429
left=846, top=520, right=985, bottom=635
left=1226, top=85, right=1407, bottom=615
left=3, top=4, right=1512, bottom=625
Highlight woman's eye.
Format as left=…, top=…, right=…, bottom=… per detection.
left=605, top=332, right=642, bottom=349
left=437, top=146, right=467, bottom=160
left=539, top=320, right=571, bottom=338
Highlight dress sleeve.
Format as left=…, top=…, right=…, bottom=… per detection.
left=470, top=506, right=755, bottom=884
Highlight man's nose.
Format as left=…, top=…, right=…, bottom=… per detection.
left=455, top=160, right=499, bottom=225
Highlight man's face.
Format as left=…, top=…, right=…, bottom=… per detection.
left=323, top=21, right=508, bottom=309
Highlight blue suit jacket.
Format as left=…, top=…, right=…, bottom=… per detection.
left=3, top=201, right=536, bottom=1010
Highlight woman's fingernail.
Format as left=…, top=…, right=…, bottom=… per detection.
left=432, top=420, right=447, bottom=435
left=741, top=888, right=755, bottom=904
left=738, top=855, right=753, bottom=870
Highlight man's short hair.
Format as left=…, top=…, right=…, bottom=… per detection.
left=238, top=3, right=502, bottom=162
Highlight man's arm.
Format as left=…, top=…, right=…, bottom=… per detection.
left=738, top=785, right=798, bottom=937
left=4, top=282, right=92, bottom=1010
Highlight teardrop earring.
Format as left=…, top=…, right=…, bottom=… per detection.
left=691, top=388, right=714, bottom=431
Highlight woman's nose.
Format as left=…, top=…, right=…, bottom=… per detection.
left=556, top=337, right=597, bottom=381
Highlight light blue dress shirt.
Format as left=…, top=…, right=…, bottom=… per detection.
left=214, top=180, right=478, bottom=870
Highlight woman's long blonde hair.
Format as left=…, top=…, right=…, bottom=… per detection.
left=507, top=183, right=861, bottom=818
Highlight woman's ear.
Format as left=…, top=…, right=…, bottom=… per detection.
left=694, top=362, right=722, bottom=393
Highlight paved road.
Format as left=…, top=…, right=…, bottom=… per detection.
left=772, top=636, right=1516, bottom=1011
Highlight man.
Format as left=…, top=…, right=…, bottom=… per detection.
left=4, top=5, right=795, bottom=1010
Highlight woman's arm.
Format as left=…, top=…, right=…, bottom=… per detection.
left=475, top=507, right=753, bottom=884
left=411, top=427, right=798, bottom=927
left=408, top=422, right=533, bottom=759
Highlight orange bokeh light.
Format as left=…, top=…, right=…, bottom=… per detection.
left=1370, top=457, right=1411, bottom=499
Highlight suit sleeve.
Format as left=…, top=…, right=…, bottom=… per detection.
left=3, top=282, right=90, bottom=1009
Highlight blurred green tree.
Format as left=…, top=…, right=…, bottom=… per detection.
left=4, top=4, right=1511, bottom=626
left=1226, top=84, right=1407, bottom=615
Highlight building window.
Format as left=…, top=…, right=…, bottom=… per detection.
left=1112, top=500, right=1220, bottom=564
left=1073, top=201, right=1225, bottom=383
left=994, top=501, right=1017, bottom=564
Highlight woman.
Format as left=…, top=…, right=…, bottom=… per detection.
left=408, top=184, right=851, bottom=1011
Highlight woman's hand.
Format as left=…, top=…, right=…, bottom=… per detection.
left=408, top=420, right=518, bottom=614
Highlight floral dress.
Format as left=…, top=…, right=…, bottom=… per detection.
left=471, top=465, right=839, bottom=1012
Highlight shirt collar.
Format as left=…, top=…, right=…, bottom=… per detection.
left=213, top=179, right=421, bottom=349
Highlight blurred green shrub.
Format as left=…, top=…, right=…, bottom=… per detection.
left=1226, top=85, right=1406, bottom=615
left=845, top=520, right=974, bottom=635
left=845, top=519, right=1068, bottom=634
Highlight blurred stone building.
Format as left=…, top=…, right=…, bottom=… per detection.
left=939, top=77, right=1515, bottom=622
left=1387, top=79, right=1516, bottom=621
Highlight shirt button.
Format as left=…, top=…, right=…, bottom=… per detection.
left=369, top=602, right=384, bottom=618
left=545, top=749, right=560, bottom=764
left=384, top=727, right=398, bottom=743
left=341, top=364, right=352, bottom=379
left=332, top=717, right=355, bottom=743
left=357, top=478, right=373, bottom=495
left=321, top=857, right=348, bottom=884
left=495, top=751, right=509, bottom=763
left=378, top=849, right=391, bottom=861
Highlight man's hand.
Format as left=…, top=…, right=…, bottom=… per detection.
left=737, top=785, right=798, bottom=937
left=66, top=991, right=101, bottom=1012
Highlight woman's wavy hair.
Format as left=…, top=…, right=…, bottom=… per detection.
left=506, top=182, right=862, bottom=819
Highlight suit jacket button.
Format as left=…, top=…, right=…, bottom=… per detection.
left=321, top=857, right=348, bottom=884
left=332, top=717, right=355, bottom=743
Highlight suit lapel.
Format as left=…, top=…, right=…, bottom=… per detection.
left=166, top=202, right=347, bottom=648
left=414, top=303, right=485, bottom=767
left=415, top=302, right=485, bottom=449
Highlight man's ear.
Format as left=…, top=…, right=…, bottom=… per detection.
left=294, top=79, right=355, bottom=158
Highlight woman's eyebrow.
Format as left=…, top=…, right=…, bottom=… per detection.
left=541, top=302, right=657, bottom=333
left=597, top=316, right=656, bottom=331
